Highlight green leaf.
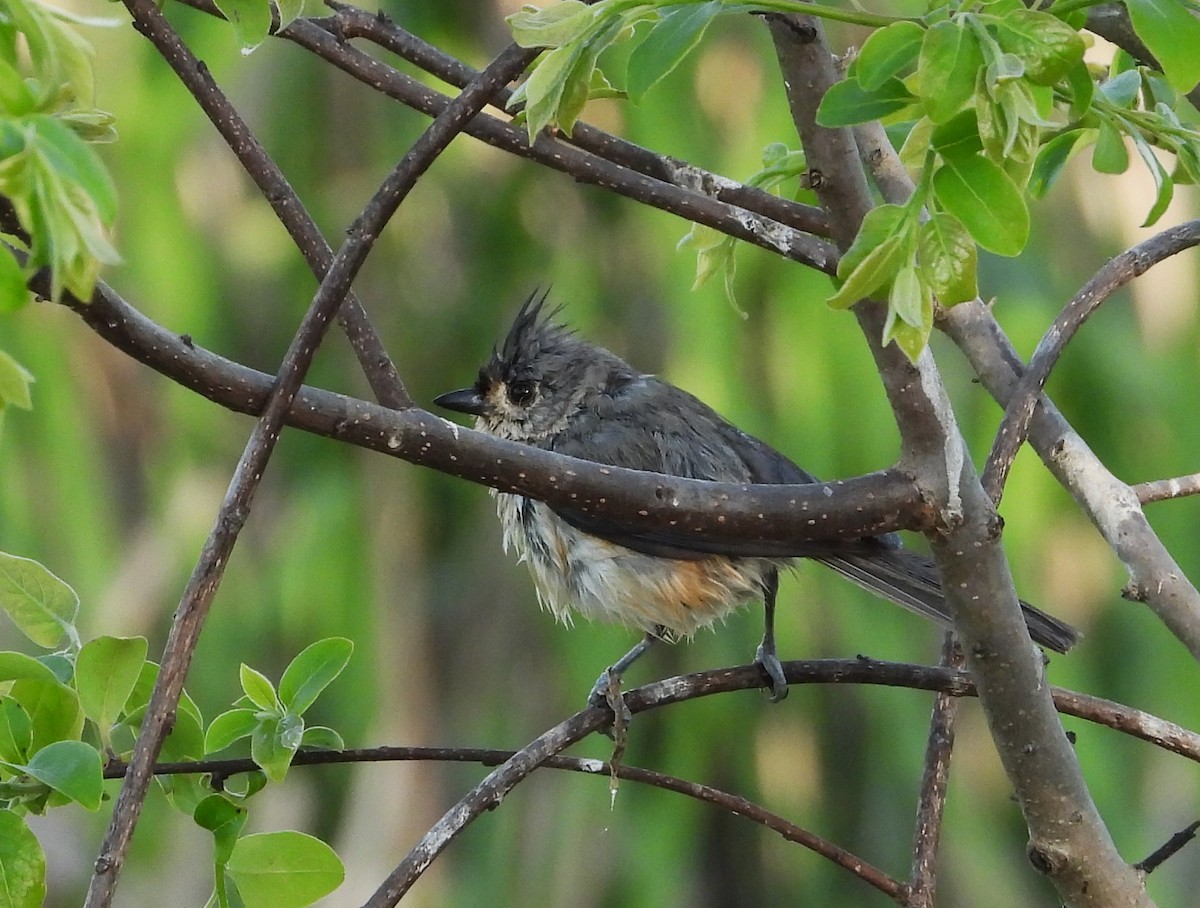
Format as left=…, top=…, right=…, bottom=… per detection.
left=30, top=117, right=116, bottom=224
left=520, top=43, right=585, bottom=140
left=856, top=20, right=925, bottom=92
left=1092, top=118, right=1129, bottom=173
left=9, top=678, right=83, bottom=752
left=836, top=203, right=908, bottom=280
left=278, top=638, right=352, bottom=716
left=0, top=252, right=30, bottom=314
left=918, top=212, right=977, bottom=305
left=0, top=57, right=35, bottom=117
left=274, top=0, right=305, bottom=32
left=1064, top=59, right=1094, bottom=120
left=0, top=553, right=79, bottom=649
left=1125, top=0, right=1200, bottom=92
left=0, top=652, right=60, bottom=686
left=1099, top=69, right=1141, bottom=108
left=227, top=831, right=344, bottom=908
left=0, top=809, right=46, bottom=908
left=884, top=309, right=933, bottom=361
left=251, top=713, right=302, bottom=783
left=205, top=708, right=259, bottom=755
left=299, top=726, right=344, bottom=751
left=918, top=18, right=984, bottom=123
left=888, top=264, right=925, bottom=328
left=990, top=8, right=1084, bottom=86
left=1128, top=126, right=1174, bottom=226
left=626, top=1, right=721, bottom=103
left=827, top=235, right=905, bottom=310
left=0, top=698, right=33, bottom=763
left=158, top=697, right=206, bottom=763
left=932, top=152, right=1029, bottom=256
left=1029, top=128, right=1085, bottom=197
left=19, top=739, right=102, bottom=809
left=194, top=795, right=248, bottom=865
left=816, top=76, right=915, bottom=127
left=75, top=636, right=147, bottom=746
left=508, top=1, right=593, bottom=48
left=929, top=109, right=983, bottom=158
left=239, top=664, right=279, bottom=712
left=211, top=0, right=271, bottom=53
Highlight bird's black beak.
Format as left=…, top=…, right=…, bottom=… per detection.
left=433, top=387, right=486, bottom=416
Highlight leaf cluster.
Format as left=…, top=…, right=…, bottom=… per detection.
left=0, top=0, right=118, bottom=308
left=508, top=0, right=1200, bottom=357
left=0, top=551, right=350, bottom=908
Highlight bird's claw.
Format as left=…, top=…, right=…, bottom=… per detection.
left=588, top=667, right=632, bottom=733
left=754, top=642, right=789, bottom=702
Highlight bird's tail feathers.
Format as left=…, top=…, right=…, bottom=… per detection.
left=816, top=550, right=1079, bottom=655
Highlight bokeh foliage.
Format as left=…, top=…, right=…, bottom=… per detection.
left=1, top=0, right=1199, bottom=905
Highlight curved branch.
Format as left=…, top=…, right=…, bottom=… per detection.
left=63, top=282, right=933, bottom=547
left=983, top=220, right=1200, bottom=503
left=98, top=656, right=1200, bottom=904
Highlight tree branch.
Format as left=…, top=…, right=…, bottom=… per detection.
left=1134, top=472, right=1200, bottom=505
left=908, top=633, right=962, bottom=907
left=83, top=15, right=536, bottom=907
left=60, top=282, right=934, bottom=548
left=983, top=220, right=1200, bottom=503
left=127, top=0, right=410, bottom=409
left=764, top=14, right=1151, bottom=906
left=321, top=1, right=832, bottom=239
left=853, top=118, right=1200, bottom=664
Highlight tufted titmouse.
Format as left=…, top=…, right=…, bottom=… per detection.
left=435, top=291, right=1078, bottom=704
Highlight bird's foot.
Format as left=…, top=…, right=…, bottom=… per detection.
left=754, top=642, right=789, bottom=702
left=588, top=667, right=632, bottom=743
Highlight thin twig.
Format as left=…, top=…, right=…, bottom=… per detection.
left=128, top=0, right=410, bottom=409
left=106, top=741, right=904, bottom=902
left=908, top=632, right=962, bottom=907
left=271, top=16, right=839, bottom=273
left=98, top=654, right=1198, bottom=906
left=1135, top=820, right=1200, bottom=875
left=83, top=18, right=535, bottom=908
left=322, top=1, right=832, bottom=238
left=1133, top=472, right=1200, bottom=505
left=982, top=220, right=1200, bottom=504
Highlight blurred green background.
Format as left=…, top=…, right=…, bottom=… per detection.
left=2, top=0, right=1199, bottom=905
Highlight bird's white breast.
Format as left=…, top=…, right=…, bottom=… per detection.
left=494, top=491, right=767, bottom=637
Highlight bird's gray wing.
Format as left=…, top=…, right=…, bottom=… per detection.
left=541, top=375, right=1079, bottom=653
left=543, top=377, right=884, bottom=560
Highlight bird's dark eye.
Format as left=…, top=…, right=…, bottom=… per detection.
left=507, top=379, right=536, bottom=405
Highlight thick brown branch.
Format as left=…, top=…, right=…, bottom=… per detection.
left=854, top=119, right=1200, bottom=663
left=766, top=14, right=1150, bottom=907
left=63, top=283, right=932, bottom=547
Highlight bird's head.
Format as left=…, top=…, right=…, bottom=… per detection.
left=434, top=290, right=635, bottom=442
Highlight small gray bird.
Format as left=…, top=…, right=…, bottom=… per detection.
left=435, top=291, right=1078, bottom=704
